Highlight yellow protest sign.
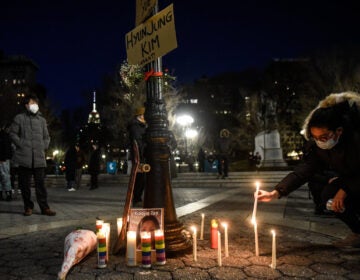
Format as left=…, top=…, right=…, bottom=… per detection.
left=135, top=0, right=157, bottom=26
left=126, top=4, right=177, bottom=67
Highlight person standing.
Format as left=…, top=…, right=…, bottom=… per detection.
left=88, top=143, right=101, bottom=190
left=75, top=144, right=86, bottom=189
left=216, top=129, right=231, bottom=179
left=197, top=148, right=205, bottom=172
left=254, top=151, right=262, bottom=171
left=9, top=94, right=56, bottom=216
left=0, top=125, right=13, bottom=201
left=127, top=107, right=147, bottom=207
left=64, top=144, right=77, bottom=191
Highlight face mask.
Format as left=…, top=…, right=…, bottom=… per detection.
left=28, top=104, right=39, bottom=114
left=315, top=137, right=339, bottom=150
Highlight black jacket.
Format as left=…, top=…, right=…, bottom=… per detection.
left=275, top=132, right=360, bottom=197
left=88, top=148, right=101, bottom=173
left=0, top=129, right=12, bottom=161
left=127, top=117, right=147, bottom=160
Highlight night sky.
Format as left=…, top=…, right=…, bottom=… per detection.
left=1, top=0, right=358, bottom=111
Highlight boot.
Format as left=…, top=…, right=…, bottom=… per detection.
left=5, top=191, right=12, bottom=201
left=0, top=191, right=3, bottom=201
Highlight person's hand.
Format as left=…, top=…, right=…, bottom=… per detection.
left=257, top=189, right=279, bottom=202
left=332, top=188, right=347, bottom=212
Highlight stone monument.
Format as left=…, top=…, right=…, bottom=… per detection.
left=255, top=91, right=287, bottom=167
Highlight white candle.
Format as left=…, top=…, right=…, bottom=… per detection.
left=126, top=231, right=137, bottom=266
left=217, top=231, right=222, bottom=266
left=191, top=226, right=197, bottom=261
left=117, top=218, right=123, bottom=236
left=221, top=222, right=229, bottom=257
left=271, top=230, right=276, bottom=269
left=252, top=181, right=260, bottom=224
left=200, top=213, right=205, bottom=240
left=254, top=221, right=259, bottom=256
left=103, top=223, right=111, bottom=262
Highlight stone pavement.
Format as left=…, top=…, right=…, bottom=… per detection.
left=0, top=171, right=359, bottom=279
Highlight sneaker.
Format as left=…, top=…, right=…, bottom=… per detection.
left=68, top=188, right=76, bottom=192
left=332, top=233, right=360, bottom=248
left=24, top=208, right=33, bottom=216
left=41, top=208, right=56, bottom=216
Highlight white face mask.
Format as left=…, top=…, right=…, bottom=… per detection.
left=315, top=137, right=339, bottom=150
left=28, top=104, right=39, bottom=114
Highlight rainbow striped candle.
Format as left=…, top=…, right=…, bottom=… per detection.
left=155, top=230, right=166, bottom=265
left=141, top=231, right=152, bottom=268
left=97, top=229, right=107, bottom=268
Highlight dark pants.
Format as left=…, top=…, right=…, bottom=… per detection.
left=321, top=183, right=360, bottom=233
left=18, top=166, right=49, bottom=211
left=133, top=173, right=145, bottom=203
left=66, top=169, right=76, bottom=188
left=90, top=171, right=99, bottom=189
left=218, top=155, right=228, bottom=177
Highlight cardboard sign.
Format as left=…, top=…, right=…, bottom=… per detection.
left=126, top=4, right=177, bottom=66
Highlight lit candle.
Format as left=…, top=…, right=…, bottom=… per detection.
left=252, top=181, right=260, bottom=224
left=254, top=221, right=259, bottom=256
left=117, top=218, right=123, bottom=236
left=191, top=226, right=197, bottom=261
left=217, top=231, right=222, bottom=266
left=270, top=230, right=276, bottom=269
left=103, top=223, right=110, bottom=262
left=126, top=231, right=137, bottom=266
left=210, top=219, right=218, bottom=249
left=200, top=213, right=205, bottom=240
left=222, top=222, right=229, bottom=257
left=97, top=228, right=107, bottom=268
left=155, top=229, right=166, bottom=265
left=141, top=231, right=152, bottom=268
left=96, top=219, right=104, bottom=234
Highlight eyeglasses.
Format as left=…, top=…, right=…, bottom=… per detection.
left=311, top=131, right=335, bottom=142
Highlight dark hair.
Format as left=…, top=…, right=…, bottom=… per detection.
left=136, top=215, right=161, bottom=248
left=24, top=94, right=39, bottom=105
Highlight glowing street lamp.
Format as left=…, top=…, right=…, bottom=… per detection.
left=176, top=115, right=194, bottom=156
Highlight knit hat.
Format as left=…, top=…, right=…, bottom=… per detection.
left=135, top=107, right=145, bottom=116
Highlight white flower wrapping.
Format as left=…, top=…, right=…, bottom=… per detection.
left=58, top=229, right=97, bottom=280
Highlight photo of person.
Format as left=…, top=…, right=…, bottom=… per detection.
left=128, top=208, right=163, bottom=250
left=136, top=215, right=160, bottom=249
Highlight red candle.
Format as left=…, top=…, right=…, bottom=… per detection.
left=210, top=219, right=218, bottom=249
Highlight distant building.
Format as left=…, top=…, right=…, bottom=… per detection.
left=0, top=51, right=38, bottom=104
left=88, top=90, right=101, bottom=124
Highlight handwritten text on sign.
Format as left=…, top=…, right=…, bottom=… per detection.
left=126, top=4, right=177, bottom=67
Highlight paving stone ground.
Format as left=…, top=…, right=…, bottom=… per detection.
left=0, top=172, right=359, bottom=279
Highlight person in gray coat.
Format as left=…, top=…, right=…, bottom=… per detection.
left=9, top=94, right=56, bottom=216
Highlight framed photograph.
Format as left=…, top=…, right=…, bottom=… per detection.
left=129, top=208, right=164, bottom=249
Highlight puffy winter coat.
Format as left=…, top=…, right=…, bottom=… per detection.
left=9, top=111, right=50, bottom=168
left=275, top=92, right=360, bottom=197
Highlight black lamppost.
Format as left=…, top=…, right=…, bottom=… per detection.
left=142, top=4, right=191, bottom=255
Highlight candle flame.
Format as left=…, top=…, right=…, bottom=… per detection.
left=191, top=226, right=197, bottom=234
left=271, top=229, right=276, bottom=236
left=221, top=222, right=228, bottom=228
left=255, top=181, right=260, bottom=190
